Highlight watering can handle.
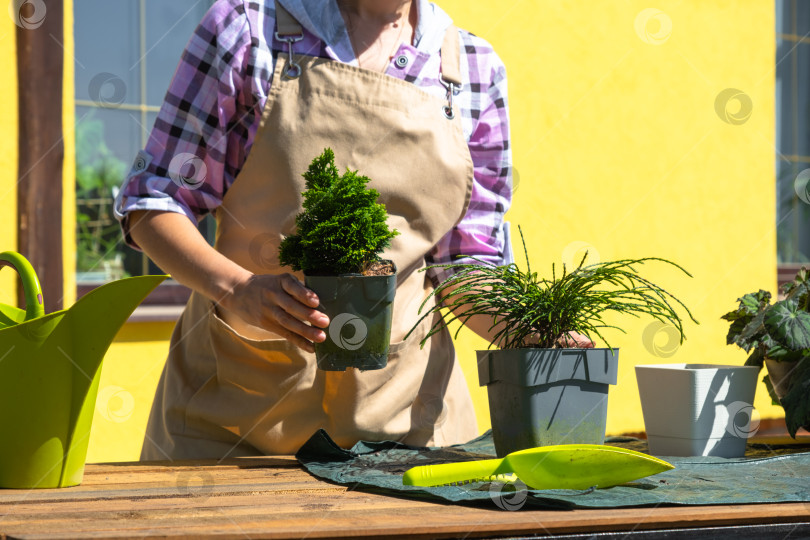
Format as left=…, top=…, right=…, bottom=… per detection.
left=0, top=252, right=45, bottom=321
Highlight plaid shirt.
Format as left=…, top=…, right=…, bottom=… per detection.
left=115, top=0, right=513, bottom=282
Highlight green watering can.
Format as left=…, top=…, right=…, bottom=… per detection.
left=0, top=251, right=165, bottom=488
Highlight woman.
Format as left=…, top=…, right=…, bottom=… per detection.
left=116, top=0, right=590, bottom=460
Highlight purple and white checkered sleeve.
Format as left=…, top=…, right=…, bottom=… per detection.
left=114, top=0, right=262, bottom=249
left=426, top=32, right=513, bottom=285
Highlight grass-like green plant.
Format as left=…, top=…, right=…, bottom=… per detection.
left=409, top=227, right=697, bottom=350
left=279, top=148, right=399, bottom=275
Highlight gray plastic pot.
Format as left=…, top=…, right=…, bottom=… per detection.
left=477, top=348, right=619, bottom=457
left=305, top=262, right=396, bottom=372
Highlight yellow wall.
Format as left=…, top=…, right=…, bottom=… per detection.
left=440, top=0, right=778, bottom=435
left=85, top=0, right=778, bottom=461
left=0, top=12, right=18, bottom=306
left=87, top=322, right=175, bottom=462
left=63, top=0, right=76, bottom=308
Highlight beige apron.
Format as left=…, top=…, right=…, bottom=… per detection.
left=141, top=4, right=477, bottom=459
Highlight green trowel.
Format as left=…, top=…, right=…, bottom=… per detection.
left=0, top=251, right=166, bottom=488
left=403, top=444, right=674, bottom=490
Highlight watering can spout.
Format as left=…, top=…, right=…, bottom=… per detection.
left=56, top=274, right=168, bottom=377
left=0, top=251, right=166, bottom=488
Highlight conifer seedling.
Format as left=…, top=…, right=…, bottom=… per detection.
left=279, top=148, right=399, bottom=276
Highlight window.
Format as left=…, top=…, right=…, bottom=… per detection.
left=73, top=0, right=215, bottom=294
left=776, top=0, right=810, bottom=275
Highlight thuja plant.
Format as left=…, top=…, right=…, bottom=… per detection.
left=410, top=227, right=698, bottom=349
left=279, top=148, right=399, bottom=275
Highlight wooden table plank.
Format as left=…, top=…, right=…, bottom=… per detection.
left=1, top=503, right=809, bottom=540
left=1, top=458, right=808, bottom=539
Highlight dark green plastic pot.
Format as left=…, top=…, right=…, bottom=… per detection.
left=477, top=348, right=619, bottom=457
left=305, top=262, right=396, bottom=371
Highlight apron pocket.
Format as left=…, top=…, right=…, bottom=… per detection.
left=183, top=302, right=324, bottom=453
left=207, top=304, right=312, bottom=394
left=326, top=313, right=455, bottom=444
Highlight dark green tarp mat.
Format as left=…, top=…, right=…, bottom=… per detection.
left=295, top=429, right=810, bottom=510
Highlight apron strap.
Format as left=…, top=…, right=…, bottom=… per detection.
left=440, top=25, right=461, bottom=119
left=274, top=1, right=462, bottom=112
left=274, top=0, right=304, bottom=78
left=275, top=0, right=303, bottom=37
left=440, top=25, right=462, bottom=86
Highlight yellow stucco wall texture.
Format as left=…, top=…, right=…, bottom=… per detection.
left=87, top=323, right=175, bottom=462
left=86, top=1, right=777, bottom=461
left=63, top=0, right=76, bottom=308
left=0, top=13, right=18, bottom=307
left=441, top=0, right=778, bottom=435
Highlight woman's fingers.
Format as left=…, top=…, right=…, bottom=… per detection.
left=275, top=274, right=330, bottom=328
left=261, top=275, right=329, bottom=344
left=557, top=331, right=594, bottom=348
left=268, top=304, right=327, bottom=344
left=264, top=319, right=317, bottom=353
left=520, top=331, right=592, bottom=348
left=226, top=273, right=331, bottom=351
left=279, top=273, right=321, bottom=309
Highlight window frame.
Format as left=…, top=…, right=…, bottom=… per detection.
left=17, top=0, right=65, bottom=313
left=73, top=0, right=216, bottom=320
left=776, top=1, right=810, bottom=268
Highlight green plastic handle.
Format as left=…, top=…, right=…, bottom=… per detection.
left=0, top=251, right=45, bottom=321
left=403, top=458, right=504, bottom=487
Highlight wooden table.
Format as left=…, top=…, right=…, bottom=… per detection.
left=1, top=455, right=809, bottom=539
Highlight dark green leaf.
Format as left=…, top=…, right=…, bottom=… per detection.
left=744, top=348, right=765, bottom=367
left=763, top=300, right=810, bottom=351
left=721, top=290, right=771, bottom=322
left=762, top=374, right=781, bottom=406
left=733, top=310, right=768, bottom=351
left=782, top=267, right=810, bottom=300
left=764, top=343, right=804, bottom=363
left=722, top=291, right=773, bottom=349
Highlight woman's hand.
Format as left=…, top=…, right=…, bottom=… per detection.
left=555, top=331, right=595, bottom=348
left=223, top=273, right=329, bottom=353
left=518, top=331, right=595, bottom=348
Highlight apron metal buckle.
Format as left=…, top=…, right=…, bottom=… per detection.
left=442, top=81, right=456, bottom=119
left=275, top=31, right=304, bottom=79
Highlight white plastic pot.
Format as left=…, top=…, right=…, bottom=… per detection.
left=636, top=364, right=759, bottom=457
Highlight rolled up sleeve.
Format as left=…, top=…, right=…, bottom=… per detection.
left=426, top=35, right=513, bottom=286
left=114, top=0, right=260, bottom=249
